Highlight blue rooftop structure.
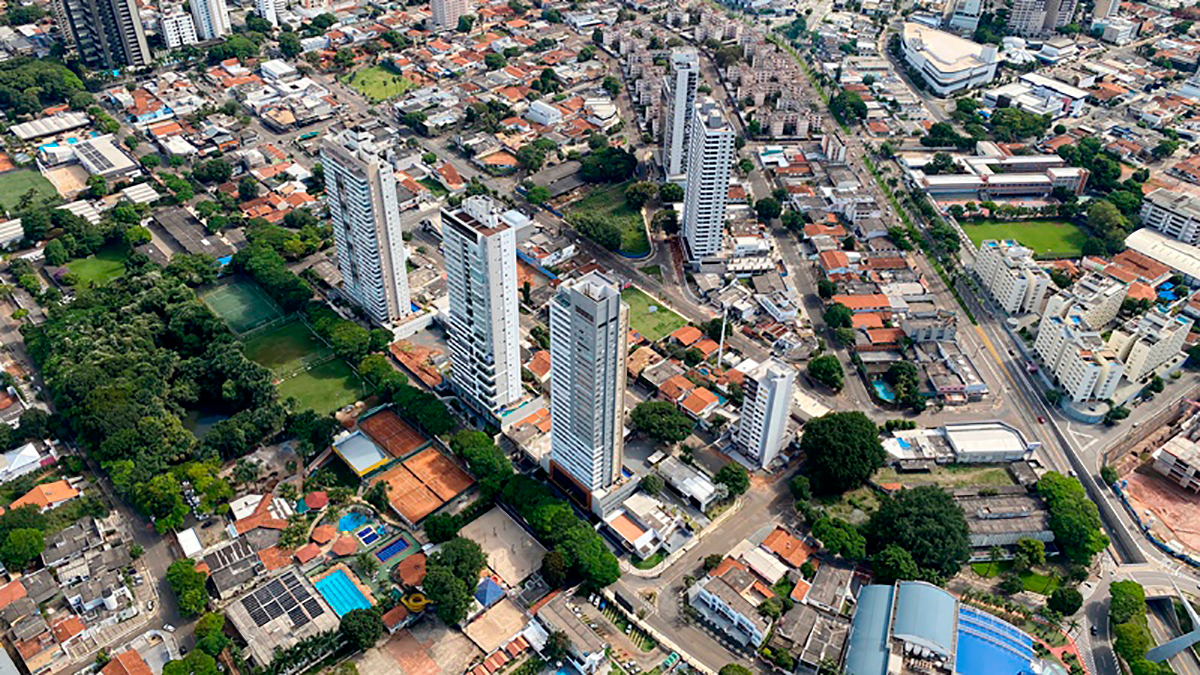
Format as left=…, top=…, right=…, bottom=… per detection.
left=893, top=582, right=958, bottom=659
left=844, top=585, right=895, bottom=675
left=475, top=578, right=504, bottom=608
left=844, top=583, right=1040, bottom=675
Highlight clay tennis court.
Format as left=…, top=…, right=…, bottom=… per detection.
left=374, top=464, right=443, bottom=524
left=405, top=448, right=474, bottom=501
left=360, top=409, right=428, bottom=459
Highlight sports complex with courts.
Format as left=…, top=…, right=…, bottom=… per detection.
left=330, top=406, right=475, bottom=526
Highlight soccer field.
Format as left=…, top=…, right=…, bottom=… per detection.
left=0, top=170, right=56, bottom=208
left=620, top=287, right=687, bottom=342
left=960, top=219, right=1087, bottom=258
left=242, top=320, right=330, bottom=375
left=278, top=360, right=365, bottom=414
left=200, top=278, right=284, bottom=334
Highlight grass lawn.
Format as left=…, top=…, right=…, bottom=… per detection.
left=816, top=485, right=881, bottom=525
left=631, top=551, right=665, bottom=570
left=971, top=561, right=1062, bottom=595
left=242, top=320, right=331, bottom=375
left=961, top=219, right=1088, bottom=258
left=873, top=463, right=1016, bottom=489
left=641, top=264, right=663, bottom=280
left=570, top=182, right=651, bottom=257
left=419, top=178, right=449, bottom=197
left=67, top=245, right=126, bottom=286
left=343, top=66, right=414, bottom=102
left=620, top=287, right=687, bottom=342
left=278, top=359, right=365, bottom=415
left=0, top=170, right=56, bottom=208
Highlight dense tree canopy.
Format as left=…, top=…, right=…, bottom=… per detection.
left=800, top=412, right=885, bottom=494
left=580, top=147, right=637, bottom=183
left=630, top=401, right=693, bottom=445
left=807, top=355, right=844, bottom=392
left=167, top=559, right=209, bottom=617
left=340, top=608, right=383, bottom=651
left=865, top=485, right=970, bottom=581
left=1037, top=472, right=1108, bottom=565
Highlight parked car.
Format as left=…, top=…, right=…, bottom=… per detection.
left=164, top=624, right=176, bottom=633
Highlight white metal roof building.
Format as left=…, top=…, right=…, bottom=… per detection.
left=9, top=112, right=91, bottom=141
left=1125, top=228, right=1200, bottom=284
left=901, top=22, right=999, bottom=95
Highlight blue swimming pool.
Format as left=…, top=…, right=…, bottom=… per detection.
left=314, top=569, right=372, bottom=617
left=339, top=512, right=371, bottom=532
left=358, top=527, right=379, bottom=545
left=375, top=536, right=411, bottom=562
left=295, top=500, right=310, bottom=514
left=872, top=379, right=896, bottom=402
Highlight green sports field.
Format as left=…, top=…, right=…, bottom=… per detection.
left=67, top=245, right=126, bottom=286
left=961, top=219, right=1087, bottom=258
left=343, top=66, right=415, bottom=102
left=621, top=287, right=688, bottom=342
left=277, top=359, right=365, bottom=414
left=200, top=278, right=284, bottom=334
left=0, top=170, right=57, bottom=208
left=241, top=320, right=330, bottom=375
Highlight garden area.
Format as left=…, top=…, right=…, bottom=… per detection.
left=960, top=219, right=1088, bottom=258
left=0, top=170, right=56, bottom=208
left=620, top=287, right=687, bottom=342
left=971, top=560, right=1062, bottom=595
left=343, top=66, right=414, bottom=102
left=568, top=182, right=651, bottom=257
left=66, top=244, right=126, bottom=286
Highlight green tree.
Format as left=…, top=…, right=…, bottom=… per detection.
left=1109, top=580, right=1146, bottom=625
left=714, top=463, right=749, bottom=496
left=659, top=182, right=684, bottom=203
left=0, top=528, right=43, bottom=570
left=865, top=485, right=971, bottom=580
left=424, top=567, right=471, bottom=625
left=166, top=559, right=209, bottom=617
left=800, top=412, right=885, bottom=494
left=194, top=613, right=229, bottom=657
left=279, top=32, right=302, bottom=58
left=1012, top=537, right=1046, bottom=572
left=624, top=181, right=657, bottom=208
left=238, top=177, right=260, bottom=202
left=162, top=651, right=219, bottom=675
left=719, top=667, right=752, bottom=675
left=630, top=401, right=693, bottom=445
left=423, top=514, right=459, bottom=544
left=457, top=14, right=475, bottom=32
left=823, top=303, right=853, bottom=329
left=1048, top=586, right=1083, bottom=615
left=871, top=544, right=919, bottom=584
left=1037, top=472, right=1108, bottom=565
left=812, top=517, right=866, bottom=560
left=430, top=537, right=487, bottom=582
left=640, top=474, right=664, bottom=495
left=817, top=279, right=837, bottom=299
left=525, top=185, right=551, bottom=205
left=43, top=239, right=69, bottom=266
left=755, top=197, right=782, bottom=221
left=340, top=608, right=383, bottom=651
left=541, top=550, right=568, bottom=586
left=807, top=354, right=844, bottom=392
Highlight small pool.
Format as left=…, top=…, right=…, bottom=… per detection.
left=338, top=512, right=372, bottom=532
left=872, top=379, right=896, bottom=402
left=375, top=536, right=411, bottom=562
left=897, top=438, right=912, bottom=449
left=295, top=500, right=310, bottom=514
left=314, top=569, right=372, bottom=617
left=358, top=526, right=379, bottom=546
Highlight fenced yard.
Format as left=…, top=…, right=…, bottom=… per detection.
left=242, top=319, right=332, bottom=376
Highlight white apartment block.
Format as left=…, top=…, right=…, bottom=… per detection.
left=1043, top=0, right=1077, bottom=33
left=660, top=48, right=700, bottom=180
left=1108, top=307, right=1192, bottom=382
left=1153, top=435, right=1200, bottom=492
left=1008, top=0, right=1047, bottom=35
left=549, top=272, right=629, bottom=494
left=432, top=0, right=467, bottom=29
left=1141, top=188, right=1200, bottom=246
left=733, top=359, right=795, bottom=470
left=682, top=98, right=735, bottom=262
left=822, top=132, right=847, bottom=164
left=944, top=0, right=983, bottom=32
left=322, top=128, right=412, bottom=327
left=1034, top=310, right=1125, bottom=402
left=254, top=0, right=285, bottom=26
left=442, top=196, right=522, bottom=415
left=161, top=12, right=198, bottom=48
left=189, top=0, right=230, bottom=40
left=1041, top=272, right=1126, bottom=333
left=974, top=239, right=1051, bottom=315
left=901, top=22, right=998, bottom=95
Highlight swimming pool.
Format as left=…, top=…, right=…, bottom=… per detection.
left=375, top=536, right=410, bottom=562
left=358, top=526, right=380, bottom=546
left=872, top=379, right=896, bottom=402
left=339, top=512, right=372, bottom=532
left=314, top=569, right=372, bottom=617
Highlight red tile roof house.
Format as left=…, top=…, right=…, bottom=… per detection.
left=669, top=325, right=703, bottom=347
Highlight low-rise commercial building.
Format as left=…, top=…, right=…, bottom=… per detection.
left=1108, top=308, right=1192, bottom=383
left=1141, top=188, right=1200, bottom=246
left=1152, top=434, right=1200, bottom=493
left=901, top=22, right=998, bottom=95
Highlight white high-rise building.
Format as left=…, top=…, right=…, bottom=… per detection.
left=682, top=98, right=735, bottom=262
left=1040, top=273, right=1126, bottom=334
left=974, top=239, right=1052, bottom=315
left=660, top=48, right=700, bottom=180
left=944, top=0, right=983, bottom=32
left=549, top=271, right=629, bottom=494
left=161, top=12, right=198, bottom=48
left=442, top=196, right=522, bottom=415
left=1034, top=310, right=1125, bottom=402
left=432, top=0, right=467, bottom=30
left=254, top=0, right=286, bottom=26
left=1108, top=307, right=1193, bottom=382
left=1009, top=0, right=1048, bottom=35
left=1043, top=0, right=1077, bottom=32
left=189, top=0, right=230, bottom=40
left=734, top=359, right=795, bottom=469
left=322, top=127, right=412, bottom=327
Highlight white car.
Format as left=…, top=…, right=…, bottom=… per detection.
left=163, top=624, right=176, bottom=633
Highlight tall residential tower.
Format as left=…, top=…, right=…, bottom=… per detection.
left=442, top=196, right=522, bottom=415
left=189, top=0, right=230, bottom=40
left=682, top=98, right=736, bottom=262
left=548, top=271, right=629, bottom=497
left=734, top=359, right=795, bottom=469
left=322, top=127, right=412, bottom=327
left=660, top=48, right=700, bottom=180
left=54, top=0, right=150, bottom=69
left=432, top=0, right=467, bottom=29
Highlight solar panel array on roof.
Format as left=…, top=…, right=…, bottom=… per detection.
left=76, top=143, right=114, bottom=172
left=239, top=571, right=325, bottom=629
